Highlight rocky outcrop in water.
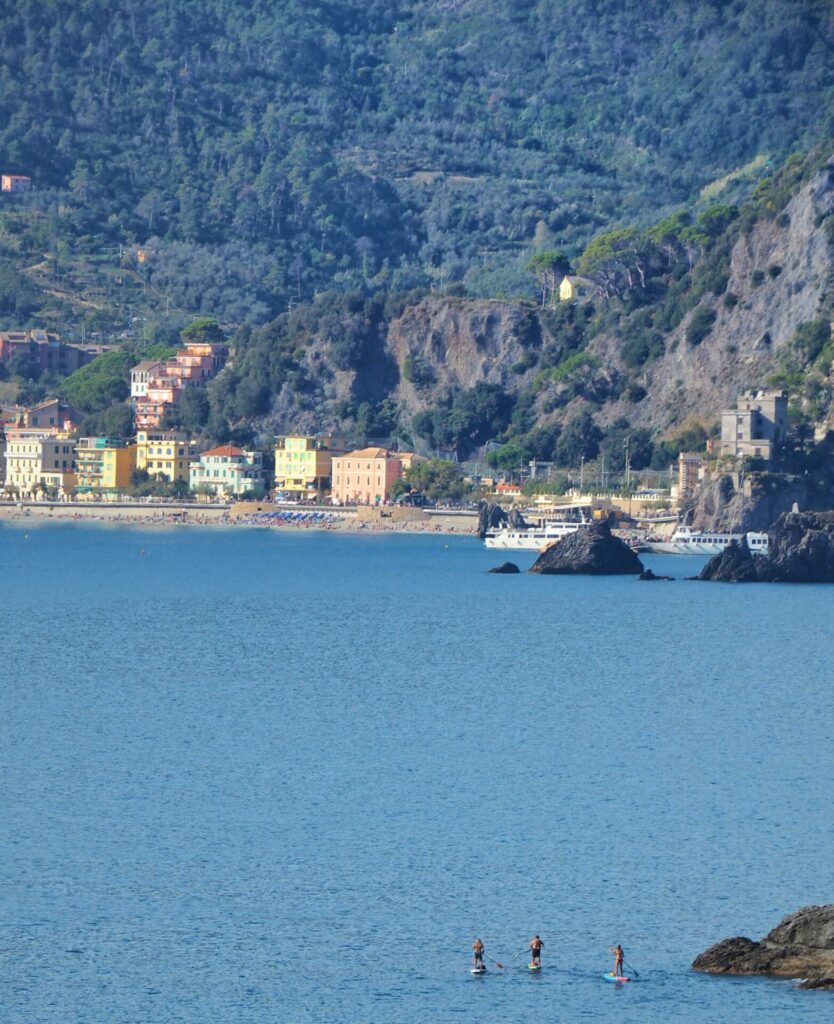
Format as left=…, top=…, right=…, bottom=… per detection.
left=693, top=906, right=834, bottom=989
left=529, top=520, right=644, bottom=575
left=477, top=500, right=508, bottom=539
left=698, top=510, right=834, bottom=582
left=638, top=568, right=674, bottom=581
left=488, top=561, right=520, bottom=574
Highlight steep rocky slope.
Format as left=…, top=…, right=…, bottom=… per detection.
left=594, top=160, right=834, bottom=431
left=252, top=156, right=834, bottom=444
left=386, top=298, right=538, bottom=416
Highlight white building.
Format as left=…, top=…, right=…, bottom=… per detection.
left=189, top=445, right=265, bottom=497
left=130, top=360, right=162, bottom=401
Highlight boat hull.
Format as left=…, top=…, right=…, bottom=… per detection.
left=484, top=523, right=589, bottom=550
left=648, top=532, right=768, bottom=556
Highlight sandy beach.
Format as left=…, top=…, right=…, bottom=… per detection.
left=0, top=501, right=480, bottom=535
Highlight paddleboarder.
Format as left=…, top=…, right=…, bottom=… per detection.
left=472, top=938, right=485, bottom=969
left=609, top=943, right=624, bottom=977
left=530, top=934, right=543, bottom=966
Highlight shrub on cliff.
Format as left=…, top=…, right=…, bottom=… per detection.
left=686, top=307, right=717, bottom=346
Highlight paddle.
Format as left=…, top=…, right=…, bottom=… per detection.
left=484, top=954, right=504, bottom=969
left=623, top=958, right=640, bottom=978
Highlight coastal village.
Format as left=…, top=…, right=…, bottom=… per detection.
left=0, top=320, right=794, bottom=532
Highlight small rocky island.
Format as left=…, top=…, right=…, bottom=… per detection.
left=693, top=905, right=834, bottom=989
left=529, top=520, right=644, bottom=575
left=699, top=510, right=834, bottom=582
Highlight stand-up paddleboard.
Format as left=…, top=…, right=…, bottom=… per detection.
left=471, top=966, right=487, bottom=975
left=528, top=962, right=542, bottom=971
left=604, top=972, right=631, bottom=982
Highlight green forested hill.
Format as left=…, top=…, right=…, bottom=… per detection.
left=1, top=0, right=833, bottom=325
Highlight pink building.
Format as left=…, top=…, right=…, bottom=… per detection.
left=134, top=342, right=228, bottom=429
left=331, top=447, right=404, bottom=505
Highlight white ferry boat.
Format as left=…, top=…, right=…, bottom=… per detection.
left=648, top=525, right=769, bottom=556
left=484, top=516, right=591, bottom=550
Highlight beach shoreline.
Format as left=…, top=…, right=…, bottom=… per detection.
left=0, top=501, right=479, bottom=536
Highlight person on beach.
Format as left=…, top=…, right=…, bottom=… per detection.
left=530, top=935, right=543, bottom=965
left=609, top=944, right=624, bottom=977
left=472, top=938, right=485, bottom=968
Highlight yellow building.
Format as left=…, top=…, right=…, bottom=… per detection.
left=75, top=438, right=137, bottom=495
left=3, top=427, right=76, bottom=497
left=274, top=435, right=347, bottom=497
left=135, top=429, right=197, bottom=482
left=559, top=275, right=593, bottom=302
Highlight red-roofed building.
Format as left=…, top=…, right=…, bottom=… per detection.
left=190, top=444, right=264, bottom=497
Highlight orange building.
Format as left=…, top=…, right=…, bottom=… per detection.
left=331, top=447, right=405, bottom=505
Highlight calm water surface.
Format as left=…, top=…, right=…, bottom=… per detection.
left=2, top=524, right=833, bottom=1023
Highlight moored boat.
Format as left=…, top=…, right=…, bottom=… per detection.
left=484, top=514, right=592, bottom=550
left=647, top=525, right=768, bottom=556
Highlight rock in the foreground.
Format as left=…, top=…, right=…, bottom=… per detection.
left=529, top=520, right=643, bottom=575
left=693, top=905, right=834, bottom=989
left=699, top=510, right=834, bottom=582
left=488, top=561, right=520, bottom=574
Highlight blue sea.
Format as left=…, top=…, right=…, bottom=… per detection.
left=2, top=524, right=833, bottom=1024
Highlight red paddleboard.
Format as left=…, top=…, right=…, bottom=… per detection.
left=604, top=972, right=631, bottom=982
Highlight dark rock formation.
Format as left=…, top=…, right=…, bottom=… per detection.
left=508, top=508, right=530, bottom=530
left=689, top=473, right=818, bottom=533
left=638, top=568, right=674, bottom=581
left=477, top=500, right=508, bottom=539
left=693, top=906, right=834, bottom=989
left=488, top=561, right=520, bottom=574
left=699, top=511, right=834, bottom=582
left=529, top=520, right=644, bottom=575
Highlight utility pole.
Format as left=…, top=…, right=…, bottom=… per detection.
left=580, top=454, right=585, bottom=492
left=624, top=436, right=631, bottom=491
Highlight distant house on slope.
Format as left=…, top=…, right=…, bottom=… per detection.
left=559, top=275, right=594, bottom=302
left=1, top=175, right=31, bottom=193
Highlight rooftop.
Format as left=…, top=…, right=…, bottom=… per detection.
left=200, top=445, right=247, bottom=458
left=338, top=447, right=394, bottom=458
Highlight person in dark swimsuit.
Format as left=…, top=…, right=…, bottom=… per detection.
left=472, top=938, right=485, bottom=968
left=609, top=944, right=624, bottom=977
left=530, top=935, right=543, bottom=965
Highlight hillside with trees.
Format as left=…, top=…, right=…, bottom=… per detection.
left=172, top=147, right=824, bottom=460
left=1, top=0, right=834, bottom=333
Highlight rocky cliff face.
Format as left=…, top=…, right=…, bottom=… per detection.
left=259, top=158, right=834, bottom=443
left=595, top=161, right=834, bottom=431
left=386, top=297, right=539, bottom=415
left=693, top=906, right=834, bottom=989
left=698, top=510, right=834, bottom=582
left=688, top=473, right=821, bottom=532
